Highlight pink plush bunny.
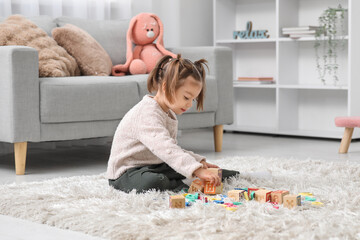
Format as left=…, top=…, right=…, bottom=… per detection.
left=112, top=13, right=176, bottom=76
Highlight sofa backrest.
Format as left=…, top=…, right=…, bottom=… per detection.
left=0, top=15, right=56, bottom=36
left=54, top=17, right=129, bottom=66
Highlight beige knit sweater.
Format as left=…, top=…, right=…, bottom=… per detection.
left=106, top=95, right=205, bottom=180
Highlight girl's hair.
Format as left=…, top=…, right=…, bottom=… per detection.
left=147, top=54, right=208, bottom=111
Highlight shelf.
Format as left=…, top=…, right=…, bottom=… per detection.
left=216, top=39, right=276, bottom=44
left=278, top=84, right=348, bottom=90
left=233, top=83, right=276, bottom=88
left=217, top=36, right=349, bottom=44
left=224, top=125, right=346, bottom=139
left=214, top=0, right=356, bottom=139
left=224, top=125, right=278, bottom=135
left=233, top=84, right=348, bottom=90
left=279, top=36, right=348, bottom=42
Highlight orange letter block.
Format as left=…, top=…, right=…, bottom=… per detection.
left=204, top=182, right=223, bottom=195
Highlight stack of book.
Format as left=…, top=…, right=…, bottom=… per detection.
left=235, top=77, right=275, bottom=85
left=282, top=26, right=321, bottom=39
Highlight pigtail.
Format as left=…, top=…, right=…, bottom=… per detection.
left=147, top=55, right=173, bottom=93
left=193, top=59, right=209, bottom=111
left=164, top=54, right=181, bottom=103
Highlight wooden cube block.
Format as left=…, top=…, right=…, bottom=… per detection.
left=207, top=168, right=223, bottom=179
left=283, top=195, right=301, bottom=209
left=169, top=195, right=185, bottom=208
left=188, top=179, right=204, bottom=193
left=204, top=182, right=223, bottom=195
left=228, top=190, right=245, bottom=201
left=254, top=189, right=272, bottom=203
left=271, top=190, right=289, bottom=204
left=248, top=188, right=259, bottom=199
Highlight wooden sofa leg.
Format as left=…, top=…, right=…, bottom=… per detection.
left=339, top=127, right=354, bottom=154
left=14, top=142, right=27, bottom=175
left=213, top=125, right=223, bottom=152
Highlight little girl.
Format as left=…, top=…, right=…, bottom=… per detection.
left=106, top=55, right=239, bottom=193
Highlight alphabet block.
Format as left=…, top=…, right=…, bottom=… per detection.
left=188, top=179, right=204, bottom=193
left=228, top=190, right=245, bottom=201
left=169, top=195, right=185, bottom=208
left=207, top=168, right=223, bottom=179
left=204, top=182, right=223, bottom=195
left=283, top=195, right=301, bottom=209
left=248, top=188, right=259, bottom=198
left=254, top=189, right=272, bottom=203
left=271, top=190, right=289, bottom=204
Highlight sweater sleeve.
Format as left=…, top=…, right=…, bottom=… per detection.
left=183, top=150, right=206, bottom=163
left=135, top=111, right=203, bottom=179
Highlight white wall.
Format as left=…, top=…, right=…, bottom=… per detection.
left=131, top=0, right=213, bottom=48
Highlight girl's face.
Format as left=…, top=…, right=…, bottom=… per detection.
left=164, top=76, right=202, bottom=115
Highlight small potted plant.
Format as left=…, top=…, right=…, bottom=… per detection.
left=314, top=4, right=347, bottom=86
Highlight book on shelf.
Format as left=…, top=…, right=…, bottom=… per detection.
left=288, top=34, right=316, bottom=39
left=282, top=30, right=316, bottom=35
left=235, top=77, right=275, bottom=85
left=282, top=26, right=321, bottom=32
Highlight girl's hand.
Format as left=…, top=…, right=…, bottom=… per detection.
left=200, top=160, right=220, bottom=169
left=193, top=167, right=221, bottom=186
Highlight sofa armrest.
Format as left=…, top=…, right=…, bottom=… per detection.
left=169, top=46, right=234, bottom=125
left=0, top=46, right=40, bottom=142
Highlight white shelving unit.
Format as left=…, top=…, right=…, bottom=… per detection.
left=214, top=0, right=360, bottom=139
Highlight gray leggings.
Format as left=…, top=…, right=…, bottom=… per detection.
left=109, top=162, right=240, bottom=193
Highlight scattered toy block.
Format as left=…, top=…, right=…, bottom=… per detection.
left=188, top=179, right=205, bottom=193
left=243, top=191, right=249, bottom=201
left=228, top=190, right=245, bottom=201
left=271, top=190, right=289, bottom=204
left=169, top=195, right=185, bottom=208
left=298, top=192, right=313, bottom=196
left=207, top=168, right=223, bottom=179
left=247, top=188, right=259, bottom=197
left=248, top=188, right=265, bottom=199
left=311, top=201, right=324, bottom=206
left=215, top=183, right=223, bottom=195
left=283, top=194, right=301, bottom=209
left=255, top=189, right=272, bottom=203
left=204, top=182, right=223, bottom=194
left=225, top=207, right=238, bottom=212
left=234, top=188, right=248, bottom=192
left=304, top=196, right=316, bottom=202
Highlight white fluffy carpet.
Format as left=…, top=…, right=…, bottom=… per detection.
left=1, top=156, right=360, bottom=240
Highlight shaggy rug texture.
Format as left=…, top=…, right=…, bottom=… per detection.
left=0, top=156, right=360, bottom=240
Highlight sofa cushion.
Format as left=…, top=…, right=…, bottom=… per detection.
left=55, top=17, right=129, bottom=66
left=131, top=75, right=218, bottom=113
left=52, top=24, right=113, bottom=76
left=40, top=77, right=140, bottom=123
left=0, top=15, right=80, bottom=77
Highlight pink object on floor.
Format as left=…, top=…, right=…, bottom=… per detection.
left=335, top=116, right=360, bottom=128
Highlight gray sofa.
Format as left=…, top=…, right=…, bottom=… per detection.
left=0, top=16, right=233, bottom=175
